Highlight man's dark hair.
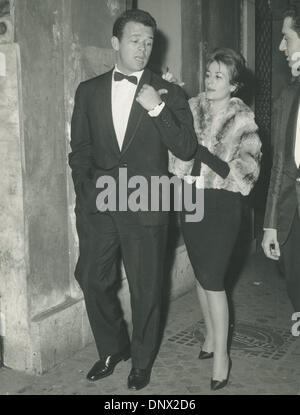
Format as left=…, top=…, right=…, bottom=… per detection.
left=284, top=4, right=300, bottom=37
left=113, top=9, right=157, bottom=40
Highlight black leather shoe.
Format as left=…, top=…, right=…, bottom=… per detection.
left=210, top=358, right=232, bottom=391
left=87, top=348, right=131, bottom=381
left=127, top=368, right=151, bottom=391
left=198, top=348, right=214, bottom=360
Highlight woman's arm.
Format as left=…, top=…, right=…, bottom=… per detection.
left=226, top=132, right=262, bottom=196
left=193, top=145, right=230, bottom=178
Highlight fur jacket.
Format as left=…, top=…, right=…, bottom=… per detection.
left=169, top=93, right=262, bottom=196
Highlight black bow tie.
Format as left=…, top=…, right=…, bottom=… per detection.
left=114, top=71, right=138, bottom=85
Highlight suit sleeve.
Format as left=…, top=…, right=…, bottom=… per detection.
left=69, top=83, right=92, bottom=187
left=263, top=95, right=286, bottom=229
left=151, top=85, right=198, bottom=161
left=68, top=83, right=97, bottom=212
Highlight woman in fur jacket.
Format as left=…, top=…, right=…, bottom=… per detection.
left=168, top=48, right=262, bottom=391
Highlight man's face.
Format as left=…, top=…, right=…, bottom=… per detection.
left=279, top=16, right=300, bottom=72
left=112, top=21, right=154, bottom=74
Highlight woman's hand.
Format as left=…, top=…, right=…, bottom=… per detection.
left=162, top=69, right=185, bottom=87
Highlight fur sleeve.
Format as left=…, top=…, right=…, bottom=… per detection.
left=168, top=150, right=193, bottom=178
left=227, top=131, right=262, bottom=196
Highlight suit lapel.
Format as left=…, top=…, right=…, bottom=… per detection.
left=120, top=68, right=152, bottom=155
left=95, top=70, right=121, bottom=156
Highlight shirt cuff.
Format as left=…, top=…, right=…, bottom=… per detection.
left=148, top=101, right=165, bottom=117
left=263, top=228, right=276, bottom=231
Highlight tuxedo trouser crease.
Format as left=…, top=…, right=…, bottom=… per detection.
left=74, top=207, right=168, bottom=369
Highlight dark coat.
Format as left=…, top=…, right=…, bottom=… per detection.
left=264, top=82, right=300, bottom=244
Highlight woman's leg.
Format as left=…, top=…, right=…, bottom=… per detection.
left=196, top=281, right=214, bottom=352
left=206, top=290, right=230, bottom=380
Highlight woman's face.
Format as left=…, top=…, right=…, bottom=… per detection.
left=205, top=61, right=236, bottom=102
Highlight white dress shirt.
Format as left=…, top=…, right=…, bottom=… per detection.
left=111, top=66, right=166, bottom=150
left=295, top=104, right=300, bottom=168
left=111, top=66, right=144, bottom=150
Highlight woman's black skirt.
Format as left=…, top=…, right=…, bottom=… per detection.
left=181, top=187, right=242, bottom=291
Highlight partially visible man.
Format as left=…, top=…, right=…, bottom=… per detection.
left=262, top=5, right=300, bottom=312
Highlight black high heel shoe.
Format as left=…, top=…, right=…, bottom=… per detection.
left=198, top=348, right=214, bottom=360
left=210, top=358, right=232, bottom=391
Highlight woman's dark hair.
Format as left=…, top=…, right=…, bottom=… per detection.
left=207, top=48, right=247, bottom=96
left=113, top=9, right=157, bottom=40
left=283, top=5, right=300, bottom=38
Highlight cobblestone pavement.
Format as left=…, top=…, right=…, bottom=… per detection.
left=0, top=251, right=299, bottom=396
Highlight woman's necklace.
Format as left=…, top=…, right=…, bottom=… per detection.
left=210, top=103, right=228, bottom=118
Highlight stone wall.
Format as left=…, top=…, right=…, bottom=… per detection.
left=0, top=0, right=129, bottom=374
left=138, top=0, right=182, bottom=80
left=0, top=42, right=32, bottom=371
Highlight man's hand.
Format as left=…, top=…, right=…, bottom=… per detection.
left=262, top=229, right=281, bottom=260
left=136, top=84, right=168, bottom=111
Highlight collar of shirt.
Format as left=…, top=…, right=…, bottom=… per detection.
left=112, top=65, right=144, bottom=86
left=111, top=66, right=144, bottom=150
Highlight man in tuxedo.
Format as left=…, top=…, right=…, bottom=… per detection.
left=262, top=5, right=300, bottom=312
left=69, top=9, right=197, bottom=390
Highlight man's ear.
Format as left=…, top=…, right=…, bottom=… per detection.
left=111, top=36, right=120, bottom=52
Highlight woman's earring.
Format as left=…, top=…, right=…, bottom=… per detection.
left=231, top=85, right=238, bottom=96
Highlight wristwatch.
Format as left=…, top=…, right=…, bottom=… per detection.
left=148, top=101, right=165, bottom=117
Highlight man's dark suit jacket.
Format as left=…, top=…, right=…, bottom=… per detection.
left=264, top=82, right=300, bottom=244
left=69, top=68, right=197, bottom=225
